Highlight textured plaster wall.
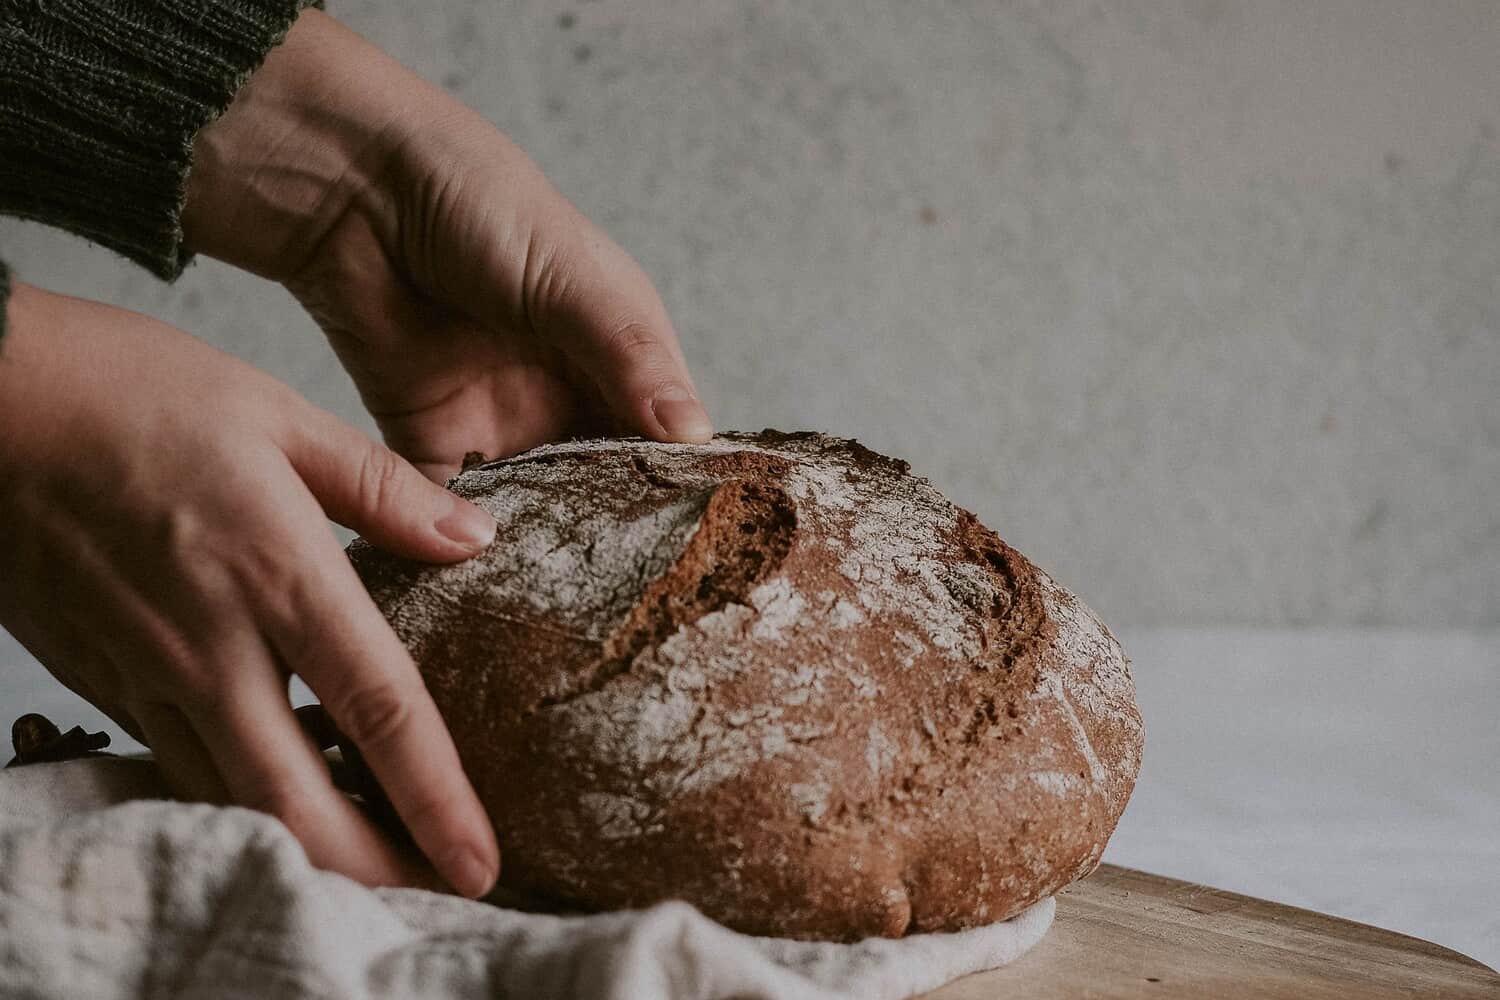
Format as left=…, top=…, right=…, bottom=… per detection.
left=1, top=1, right=1496, bottom=626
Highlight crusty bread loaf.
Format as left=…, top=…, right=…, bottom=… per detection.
left=348, top=431, right=1144, bottom=941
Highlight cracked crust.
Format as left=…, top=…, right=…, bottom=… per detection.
left=347, top=431, right=1145, bottom=941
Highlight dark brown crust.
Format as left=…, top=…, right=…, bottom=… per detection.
left=348, top=431, right=1144, bottom=941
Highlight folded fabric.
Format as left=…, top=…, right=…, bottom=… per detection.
left=0, top=759, right=1052, bottom=1000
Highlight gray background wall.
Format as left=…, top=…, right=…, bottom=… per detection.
left=2, top=0, right=1496, bottom=627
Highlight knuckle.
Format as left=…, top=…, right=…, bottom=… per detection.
left=603, top=319, right=666, bottom=365
left=159, top=504, right=209, bottom=563
left=331, top=681, right=414, bottom=750
left=355, top=446, right=409, bottom=515
left=241, top=536, right=298, bottom=598
left=523, top=232, right=579, bottom=313
left=229, top=540, right=320, bottom=644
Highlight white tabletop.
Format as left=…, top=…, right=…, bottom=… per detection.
left=3, top=627, right=1497, bottom=969
left=1105, top=628, right=1499, bottom=970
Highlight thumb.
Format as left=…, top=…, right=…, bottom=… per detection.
left=540, top=230, right=713, bottom=443
left=284, top=407, right=495, bottom=562
left=452, top=196, right=713, bottom=443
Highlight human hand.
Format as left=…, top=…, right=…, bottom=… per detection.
left=0, top=282, right=500, bottom=897
left=183, top=9, right=712, bottom=482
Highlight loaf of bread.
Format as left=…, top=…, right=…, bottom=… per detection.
left=348, top=431, right=1144, bottom=941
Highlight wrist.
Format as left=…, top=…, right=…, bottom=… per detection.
left=181, top=10, right=409, bottom=282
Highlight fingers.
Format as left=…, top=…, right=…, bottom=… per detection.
left=188, top=649, right=428, bottom=888
left=135, top=701, right=230, bottom=804
left=525, top=225, right=714, bottom=443
left=439, top=186, right=714, bottom=444
left=283, top=408, right=496, bottom=561
left=257, top=523, right=501, bottom=899
left=254, top=421, right=499, bottom=896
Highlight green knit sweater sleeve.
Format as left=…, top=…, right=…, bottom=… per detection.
left=0, top=0, right=321, bottom=341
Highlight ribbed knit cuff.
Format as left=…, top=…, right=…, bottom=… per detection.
left=0, top=0, right=321, bottom=281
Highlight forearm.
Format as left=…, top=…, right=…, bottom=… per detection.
left=0, top=0, right=320, bottom=279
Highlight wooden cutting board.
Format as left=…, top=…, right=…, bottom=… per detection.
left=921, top=865, right=1499, bottom=999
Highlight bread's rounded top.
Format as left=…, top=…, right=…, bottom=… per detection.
left=349, top=431, right=1143, bottom=939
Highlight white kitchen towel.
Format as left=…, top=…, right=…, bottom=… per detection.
left=0, top=758, right=1053, bottom=1000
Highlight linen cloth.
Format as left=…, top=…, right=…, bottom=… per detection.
left=0, top=758, right=1052, bottom=1000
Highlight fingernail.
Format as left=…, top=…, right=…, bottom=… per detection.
left=651, top=386, right=714, bottom=442
left=435, top=497, right=496, bottom=551
left=450, top=847, right=498, bottom=899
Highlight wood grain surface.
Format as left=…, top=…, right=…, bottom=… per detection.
left=921, top=864, right=1500, bottom=999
